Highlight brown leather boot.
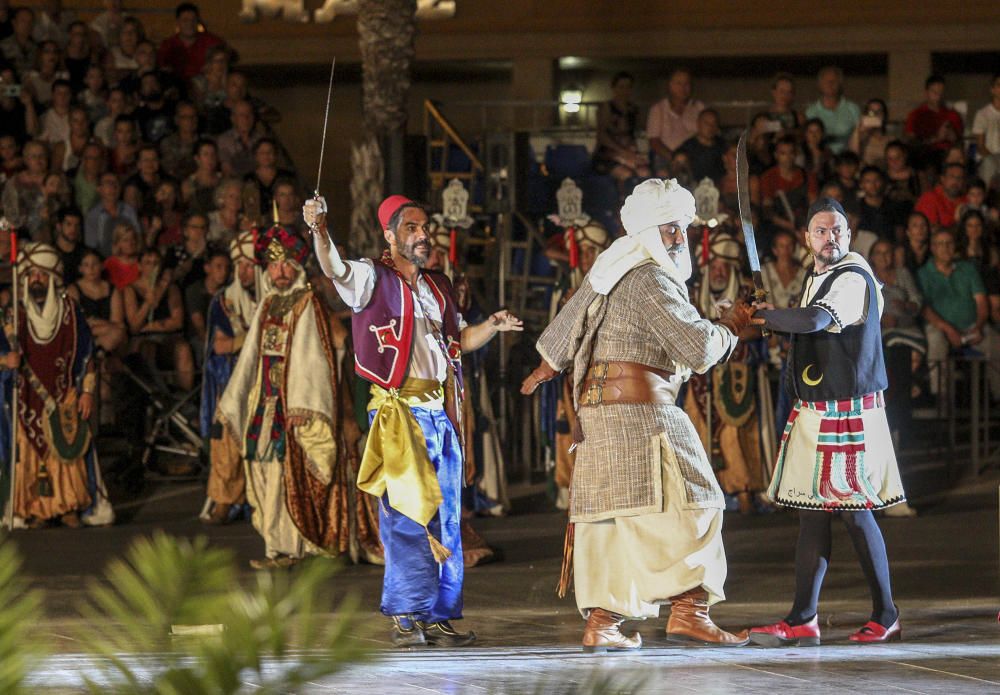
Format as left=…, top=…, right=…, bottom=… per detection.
left=582, top=607, right=642, bottom=653
left=666, top=588, right=749, bottom=647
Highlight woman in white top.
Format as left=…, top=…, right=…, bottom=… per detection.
left=22, top=40, right=68, bottom=109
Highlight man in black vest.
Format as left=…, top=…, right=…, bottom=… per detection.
left=746, top=198, right=906, bottom=646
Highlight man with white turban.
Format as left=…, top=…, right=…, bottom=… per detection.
left=521, top=179, right=753, bottom=651
left=1, top=242, right=114, bottom=529
left=200, top=230, right=260, bottom=525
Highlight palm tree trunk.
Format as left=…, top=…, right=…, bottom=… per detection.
left=351, top=0, right=417, bottom=257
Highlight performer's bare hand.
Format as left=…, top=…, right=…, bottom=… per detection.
left=303, top=196, right=327, bottom=232
left=520, top=361, right=559, bottom=395
left=490, top=310, right=523, bottom=333
left=750, top=301, right=775, bottom=325
left=3, top=351, right=20, bottom=369
left=78, top=392, right=93, bottom=421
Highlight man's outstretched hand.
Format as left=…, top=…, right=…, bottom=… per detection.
left=520, top=361, right=558, bottom=395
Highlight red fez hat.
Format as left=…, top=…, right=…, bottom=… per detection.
left=378, top=195, right=415, bottom=229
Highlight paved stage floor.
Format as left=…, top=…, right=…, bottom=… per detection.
left=9, top=463, right=1000, bottom=693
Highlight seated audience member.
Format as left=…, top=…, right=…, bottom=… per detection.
left=71, top=142, right=106, bottom=218
left=133, top=70, right=175, bottom=145
left=799, top=117, right=832, bottom=181
left=190, top=45, right=228, bottom=115
left=103, top=218, right=141, bottom=290
left=124, top=247, right=195, bottom=390
left=676, top=108, right=726, bottom=184
left=223, top=70, right=281, bottom=128
left=0, top=135, right=23, bottom=181
left=760, top=228, right=807, bottom=309
left=273, top=178, right=305, bottom=234
left=207, top=178, right=242, bottom=244
left=90, top=0, right=129, bottom=50
left=957, top=210, right=998, bottom=288
left=848, top=98, right=891, bottom=168
left=905, top=74, right=963, bottom=171
left=38, top=170, right=71, bottom=242
left=591, top=71, right=650, bottom=193
left=918, top=228, right=987, bottom=395
left=123, top=144, right=172, bottom=218
left=766, top=72, right=804, bottom=136
left=105, top=15, right=142, bottom=82
left=718, top=140, right=760, bottom=213
left=0, top=7, right=38, bottom=79
left=37, top=78, right=72, bottom=145
left=884, top=140, right=923, bottom=218
left=117, top=39, right=161, bottom=97
left=957, top=178, right=998, bottom=227
left=62, top=21, right=93, bottom=93
left=972, top=73, right=1000, bottom=189
left=760, top=135, right=816, bottom=233
left=1, top=140, right=48, bottom=237
left=0, top=67, right=39, bottom=147
left=184, top=245, right=229, bottom=345
left=829, top=150, right=861, bottom=201
left=857, top=166, right=899, bottom=241
left=896, top=211, right=932, bottom=273
left=170, top=211, right=209, bottom=289
left=183, top=138, right=221, bottom=213
left=146, top=179, right=184, bottom=248
left=94, top=88, right=129, bottom=147
left=33, top=3, right=77, bottom=47
left=22, top=40, right=66, bottom=108
left=645, top=67, right=703, bottom=175
left=109, top=115, right=139, bottom=176
left=84, top=171, right=139, bottom=257
left=68, top=248, right=127, bottom=354
left=51, top=105, right=91, bottom=173
left=242, top=138, right=295, bottom=220
left=158, top=100, right=199, bottom=181
left=52, top=205, right=87, bottom=285
left=156, top=3, right=223, bottom=86
left=870, top=239, right=924, bottom=493
left=915, top=163, right=967, bottom=229
left=746, top=112, right=775, bottom=175
left=804, top=65, right=860, bottom=154
left=79, top=65, right=109, bottom=125
left=216, top=99, right=260, bottom=179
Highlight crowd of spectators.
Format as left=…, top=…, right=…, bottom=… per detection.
left=586, top=67, right=1000, bottom=440
left=0, top=2, right=310, bottom=461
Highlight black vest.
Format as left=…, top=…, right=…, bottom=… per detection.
left=790, top=265, right=888, bottom=401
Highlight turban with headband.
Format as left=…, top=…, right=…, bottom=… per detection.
left=588, top=178, right=697, bottom=295
left=254, top=225, right=309, bottom=267
left=230, top=229, right=257, bottom=265
left=18, top=242, right=66, bottom=342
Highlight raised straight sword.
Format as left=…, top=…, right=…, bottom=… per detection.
left=736, top=129, right=768, bottom=306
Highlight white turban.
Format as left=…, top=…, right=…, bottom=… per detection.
left=588, top=178, right=696, bottom=295
left=230, top=230, right=255, bottom=264
left=225, top=231, right=261, bottom=335
left=18, top=242, right=65, bottom=343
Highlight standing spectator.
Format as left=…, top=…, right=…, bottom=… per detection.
left=241, top=138, right=294, bottom=221
left=914, top=163, right=966, bottom=229
left=84, top=171, right=139, bottom=256
left=857, top=166, right=898, bottom=241
left=1, top=140, right=47, bottom=235
left=37, top=78, right=72, bottom=145
left=918, top=228, right=987, bottom=396
left=159, top=100, right=199, bottom=180
left=105, top=15, right=142, bottom=82
left=90, top=0, right=128, bottom=50
left=67, top=248, right=127, bottom=354
left=157, top=3, right=223, bottom=86
left=123, top=144, right=170, bottom=218
left=63, top=21, right=93, bottom=93
left=676, top=108, right=726, bottom=184
left=184, top=245, right=229, bottom=345
left=52, top=205, right=86, bottom=285
left=22, top=40, right=66, bottom=108
left=207, top=178, right=242, bottom=244
left=0, top=7, right=36, bottom=77
left=904, top=74, right=963, bottom=171
left=766, top=72, right=804, bottom=135
left=71, top=141, right=104, bottom=214
left=760, top=135, right=816, bottom=233
left=972, top=73, right=1000, bottom=188
left=32, top=1, right=76, bottom=46
left=133, top=71, right=175, bottom=144
left=848, top=98, right=891, bottom=168
left=216, top=99, right=260, bottom=178
left=51, top=104, right=90, bottom=172
left=799, top=118, right=831, bottom=180
left=182, top=137, right=220, bottom=213
left=103, top=218, right=141, bottom=290
left=646, top=67, right=703, bottom=174
left=590, top=71, right=649, bottom=195
left=804, top=66, right=860, bottom=154
left=896, top=211, right=932, bottom=273
left=0, top=67, right=39, bottom=145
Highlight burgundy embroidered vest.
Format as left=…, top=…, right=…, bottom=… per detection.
left=352, top=260, right=464, bottom=390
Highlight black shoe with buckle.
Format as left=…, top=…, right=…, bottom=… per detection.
left=418, top=620, right=477, bottom=647
left=391, top=615, right=426, bottom=647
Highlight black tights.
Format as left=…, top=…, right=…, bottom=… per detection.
left=786, top=510, right=898, bottom=627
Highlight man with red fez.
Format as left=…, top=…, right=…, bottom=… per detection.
left=521, top=179, right=752, bottom=652
left=304, top=193, right=523, bottom=647
left=217, top=225, right=368, bottom=568
left=0, top=241, right=114, bottom=529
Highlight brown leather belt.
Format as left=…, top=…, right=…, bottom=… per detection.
left=579, top=360, right=675, bottom=407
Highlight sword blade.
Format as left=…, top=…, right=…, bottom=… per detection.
left=314, top=56, right=337, bottom=195
left=736, top=129, right=764, bottom=284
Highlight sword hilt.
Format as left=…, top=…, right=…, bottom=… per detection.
left=752, top=285, right=770, bottom=338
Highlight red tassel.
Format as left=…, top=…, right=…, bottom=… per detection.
left=449, top=228, right=458, bottom=267
left=566, top=227, right=579, bottom=268
left=10, top=231, right=16, bottom=265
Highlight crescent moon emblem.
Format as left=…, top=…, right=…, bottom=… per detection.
left=802, top=364, right=824, bottom=387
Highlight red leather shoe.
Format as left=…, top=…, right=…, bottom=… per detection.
left=748, top=616, right=820, bottom=647
left=849, top=617, right=901, bottom=643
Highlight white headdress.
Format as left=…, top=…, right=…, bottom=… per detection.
left=588, top=178, right=696, bottom=295
left=18, top=242, right=66, bottom=344
left=224, top=230, right=260, bottom=333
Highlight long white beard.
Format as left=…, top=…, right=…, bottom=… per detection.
left=23, top=275, right=64, bottom=344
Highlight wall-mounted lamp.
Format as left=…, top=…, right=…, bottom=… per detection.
left=560, top=88, right=583, bottom=114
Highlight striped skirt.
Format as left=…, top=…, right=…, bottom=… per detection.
left=767, top=392, right=905, bottom=511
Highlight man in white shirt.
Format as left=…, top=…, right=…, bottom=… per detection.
left=972, top=73, right=1000, bottom=187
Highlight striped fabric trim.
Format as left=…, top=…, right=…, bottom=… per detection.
left=802, top=391, right=884, bottom=414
